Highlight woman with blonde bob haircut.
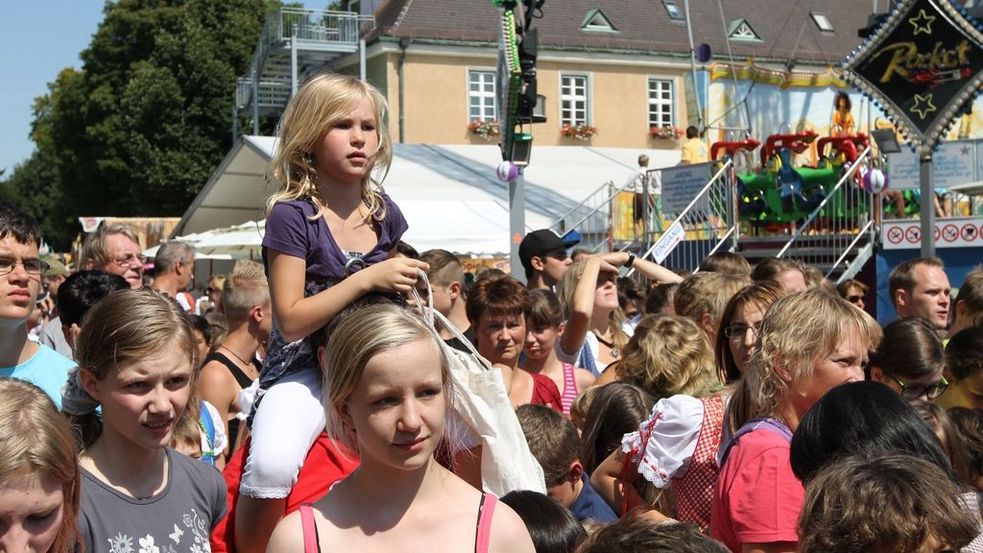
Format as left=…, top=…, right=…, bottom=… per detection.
left=0, top=378, right=80, bottom=553
left=267, top=304, right=534, bottom=553
left=711, top=289, right=882, bottom=553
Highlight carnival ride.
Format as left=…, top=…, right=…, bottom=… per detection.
left=712, top=129, right=878, bottom=234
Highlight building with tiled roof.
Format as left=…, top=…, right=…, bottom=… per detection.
left=234, top=0, right=887, bottom=149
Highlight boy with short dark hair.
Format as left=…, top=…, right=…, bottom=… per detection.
left=0, top=201, right=75, bottom=407
left=516, top=404, right=617, bottom=523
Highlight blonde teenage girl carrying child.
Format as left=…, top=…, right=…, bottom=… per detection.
left=236, top=73, right=427, bottom=552
left=62, top=288, right=226, bottom=553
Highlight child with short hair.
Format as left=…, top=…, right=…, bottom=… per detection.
left=516, top=404, right=617, bottom=523
left=798, top=454, right=978, bottom=553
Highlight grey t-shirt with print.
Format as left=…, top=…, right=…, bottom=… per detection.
left=79, top=448, right=226, bottom=553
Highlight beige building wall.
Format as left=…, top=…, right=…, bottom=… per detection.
left=370, top=48, right=694, bottom=149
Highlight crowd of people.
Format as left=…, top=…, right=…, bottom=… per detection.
left=2, top=73, right=983, bottom=553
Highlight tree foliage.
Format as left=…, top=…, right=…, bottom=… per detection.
left=3, top=0, right=268, bottom=250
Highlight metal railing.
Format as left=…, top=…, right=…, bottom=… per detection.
left=549, top=180, right=630, bottom=252
left=278, top=9, right=372, bottom=44
left=236, top=8, right=373, bottom=114
left=635, top=159, right=738, bottom=273
left=776, top=145, right=875, bottom=282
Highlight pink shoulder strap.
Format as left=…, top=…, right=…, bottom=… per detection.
left=299, top=504, right=320, bottom=553
left=474, top=493, right=497, bottom=553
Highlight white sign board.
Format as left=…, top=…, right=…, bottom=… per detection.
left=661, top=163, right=712, bottom=213
left=881, top=216, right=983, bottom=249
left=886, top=140, right=977, bottom=189
left=652, top=220, right=685, bottom=263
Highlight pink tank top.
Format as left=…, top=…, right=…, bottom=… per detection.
left=298, top=493, right=498, bottom=553
left=559, top=362, right=579, bottom=415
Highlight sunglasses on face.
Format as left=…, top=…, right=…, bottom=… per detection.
left=723, top=323, right=761, bottom=339
left=847, top=295, right=864, bottom=303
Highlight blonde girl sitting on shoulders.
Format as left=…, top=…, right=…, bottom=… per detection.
left=266, top=303, right=534, bottom=553
left=238, top=73, right=428, bottom=552
left=62, top=288, right=226, bottom=553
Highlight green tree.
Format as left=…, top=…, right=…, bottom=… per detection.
left=27, top=0, right=267, bottom=227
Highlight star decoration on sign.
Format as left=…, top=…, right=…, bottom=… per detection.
left=910, top=93, right=937, bottom=119
left=909, top=9, right=936, bottom=35
left=961, top=146, right=971, bottom=155
left=841, top=0, right=983, bottom=149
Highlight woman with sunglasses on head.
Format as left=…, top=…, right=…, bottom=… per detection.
left=868, top=318, right=949, bottom=402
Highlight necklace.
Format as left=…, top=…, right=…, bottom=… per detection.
left=220, top=345, right=251, bottom=367
left=592, top=331, right=620, bottom=359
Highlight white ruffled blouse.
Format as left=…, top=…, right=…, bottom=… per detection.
left=621, top=394, right=730, bottom=488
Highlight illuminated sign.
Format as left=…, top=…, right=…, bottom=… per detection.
left=841, top=0, right=983, bottom=148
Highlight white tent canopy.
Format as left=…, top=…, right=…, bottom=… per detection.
left=174, top=137, right=681, bottom=256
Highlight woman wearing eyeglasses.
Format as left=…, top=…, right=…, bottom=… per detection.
left=868, top=318, right=949, bottom=402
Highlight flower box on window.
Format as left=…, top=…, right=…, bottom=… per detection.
left=649, top=125, right=684, bottom=140
left=560, top=123, right=598, bottom=141
left=466, top=119, right=500, bottom=140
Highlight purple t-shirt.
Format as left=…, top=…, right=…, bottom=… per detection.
left=248, top=194, right=408, bottom=423
left=262, top=194, right=408, bottom=282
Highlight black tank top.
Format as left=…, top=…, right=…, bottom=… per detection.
left=203, top=351, right=258, bottom=453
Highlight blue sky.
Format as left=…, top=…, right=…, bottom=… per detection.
left=0, top=2, right=104, bottom=174
left=0, top=0, right=337, bottom=176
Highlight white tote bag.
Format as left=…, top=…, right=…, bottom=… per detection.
left=411, top=273, right=546, bottom=495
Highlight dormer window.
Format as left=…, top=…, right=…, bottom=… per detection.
left=728, top=19, right=762, bottom=42
left=662, top=0, right=685, bottom=22
left=581, top=8, right=617, bottom=33
left=810, top=12, right=835, bottom=33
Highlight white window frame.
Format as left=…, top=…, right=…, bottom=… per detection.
left=559, top=73, right=590, bottom=126
left=466, top=68, right=498, bottom=122
left=647, top=77, right=675, bottom=128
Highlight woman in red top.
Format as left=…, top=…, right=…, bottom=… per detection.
left=711, top=289, right=881, bottom=553
left=467, top=276, right=561, bottom=411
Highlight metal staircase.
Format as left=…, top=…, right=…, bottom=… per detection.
left=235, top=8, right=373, bottom=134
left=739, top=146, right=877, bottom=283
left=549, top=179, right=628, bottom=253
left=550, top=150, right=876, bottom=284
left=634, top=160, right=740, bottom=272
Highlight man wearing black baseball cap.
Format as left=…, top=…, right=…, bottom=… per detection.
left=519, top=229, right=579, bottom=289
